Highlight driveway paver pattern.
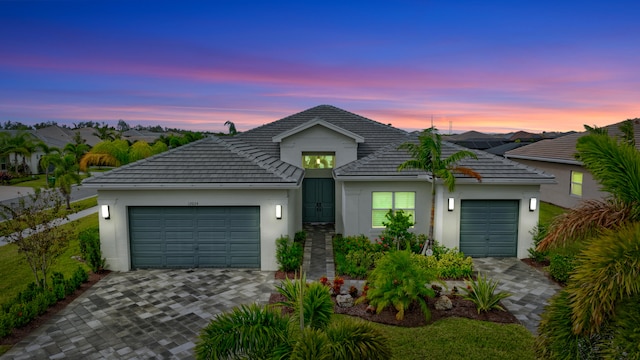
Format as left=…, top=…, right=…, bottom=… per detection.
left=1, top=269, right=275, bottom=359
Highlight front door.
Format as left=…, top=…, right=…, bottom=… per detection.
left=303, top=178, right=335, bottom=223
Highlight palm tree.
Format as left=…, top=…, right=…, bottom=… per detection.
left=79, top=139, right=130, bottom=171
left=397, top=128, right=482, bottom=254
left=535, top=127, right=640, bottom=358
left=92, top=124, right=116, bottom=141
left=224, top=121, right=237, bottom=135
left=5, top=131, right=36, bottom=176
left=36, top=143, right=61, bottom=186
left=52, top=154, right=82, bottom=209
left=64, top=142, right=91, bottom=173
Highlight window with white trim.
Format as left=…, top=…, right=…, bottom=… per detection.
left=372, top=191, right=415, bottom=228
left=570, top=171, right=583, bottom=197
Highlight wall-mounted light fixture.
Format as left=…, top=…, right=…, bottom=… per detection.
left=529, top=198, right=538, bottom=211
left=448, top=197, right=455, bottom=211
left=275, top=205, right=282, bottom=219
left=101, top=205, right=110, bottom=219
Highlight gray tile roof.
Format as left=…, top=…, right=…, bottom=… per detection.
left=334, top=133, right=555, bottom=184
left=83, top=136, right=304, bottom=188
left=236, top=105, right=409, bottom=158
left=505, top=119, right=640, bottom=164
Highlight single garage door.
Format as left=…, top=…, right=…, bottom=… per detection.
left=459, top=200, right=519, bottom=257
left=129, top=206, right=260, bottom=269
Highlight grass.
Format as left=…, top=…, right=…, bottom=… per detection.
left=0, top=196, right=97, bottom=237
left=9, top=174, right=91, bottom=190
left=0, top=213, right=97, bottom=305
left=539, top=201, right=566, bottom=227
left=337, top=315, right=535, bottom=359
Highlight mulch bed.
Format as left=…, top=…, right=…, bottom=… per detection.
left=0, top=271, right=110, bottom=347
left=268, top=291, right=519, bottom=327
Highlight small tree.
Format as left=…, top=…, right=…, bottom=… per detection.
left=381, top=209, right=414, bottom=250
left=0, top=189, right=71, bottom=288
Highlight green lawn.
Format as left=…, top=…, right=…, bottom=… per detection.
left=338, top=315, right=535, bottom=359
left=539, top=201, right=566, bottom=227
left=0, top=213, right=97, bottom=305
left=10, top=174, right=91, bottom=190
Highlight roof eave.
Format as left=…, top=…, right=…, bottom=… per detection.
left=271, top=118, right=365, bottom=143
left=505, top=154, right=582, bottom=166
left=83, top=182, right=302, bottom=190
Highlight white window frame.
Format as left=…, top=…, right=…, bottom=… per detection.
left=371, top=191, right=415, bottom=228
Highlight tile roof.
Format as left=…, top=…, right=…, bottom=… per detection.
left=236, top=105, right=409, bottom=158
left=83, top=136, right=304, bottom=188
left=505, top=119, right=640, bottom=164
left=334, top=133, right=555, bottom=184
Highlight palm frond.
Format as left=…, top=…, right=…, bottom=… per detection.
left=577, top=133, right=640, bottom=209
left=567, top=222, right=640, bottom=335
left=79, top=153, right=119, bottom=171
left=538, top=199, right=632, bottom=251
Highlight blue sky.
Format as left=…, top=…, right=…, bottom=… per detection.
left=1, top=0, right=638, bottom=133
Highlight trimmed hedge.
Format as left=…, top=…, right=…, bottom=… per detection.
left=0, top=266, right=88, bottom=338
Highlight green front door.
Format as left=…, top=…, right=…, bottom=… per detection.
left=303, top=178, right=335, bottom=223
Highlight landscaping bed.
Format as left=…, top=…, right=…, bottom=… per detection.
left=269, top=291, right=518, bottom=328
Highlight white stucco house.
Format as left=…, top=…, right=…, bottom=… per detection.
left=83, top=105, right=555, bottom=272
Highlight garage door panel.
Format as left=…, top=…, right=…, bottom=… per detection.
left=130, top=206, right=260, bottom=269
left=460, top=200, right=519, bottom=257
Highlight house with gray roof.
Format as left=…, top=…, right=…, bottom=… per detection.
left=83, top=105, right=554, bottom=272
left=505, top=119, right=640, bottom=209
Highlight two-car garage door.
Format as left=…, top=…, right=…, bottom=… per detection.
left=129, top=206, right=260, bottom=269
left=459, top=200, right=519, bottom=257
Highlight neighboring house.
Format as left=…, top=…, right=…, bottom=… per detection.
left=0, top=126, right=101, bottom=174
left=83, top=105, right=554, bottom=272
left=505, top=119, right=639, bottom=209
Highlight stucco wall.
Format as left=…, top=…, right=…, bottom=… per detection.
left=279, top=125, right=358, bottom=168
left=437, top=183, right=541, bottom=259
left=511, top=159, right=605, bottom=209
left=340, top=180, right=540, bottom=259
left=97, top=188, right=294, bottom=272
left=340, top=181, right=431, bottom=239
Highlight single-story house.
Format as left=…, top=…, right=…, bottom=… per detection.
left=505, top=119, right=639, bottom=209
left=83, top=105, right=555, bottom=272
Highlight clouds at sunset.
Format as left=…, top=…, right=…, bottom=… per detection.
left=0, top=1, right=638, bottom=134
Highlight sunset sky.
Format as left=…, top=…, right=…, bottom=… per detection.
left=1, top=1, right=638, bottom=134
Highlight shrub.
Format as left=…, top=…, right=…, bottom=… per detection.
left=410, top=245, right=473, bottom=280
left=527, top=224, right=549, bottom=262
left=334, top=235, right=373, bottom=255
left=276, top=235, right=303, bottom=272
left=460, top=273, right=512, bottom=313
left=381, top=209, right=415, bottom=251
left=294, top=230, right=307, bottom=244
left=79, top=227, right=106, bottom=273
left=358, top=250, right=437, bottom=321
left=548, top=253, right=575, bottom=284
left=343, top=250, right=376, bottom=278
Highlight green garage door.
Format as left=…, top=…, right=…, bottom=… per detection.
left=459, top=200, right=519, bottom=257
left=129, top=206, right=260, bottom=269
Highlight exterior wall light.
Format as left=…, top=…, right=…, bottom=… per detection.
left=448, top=197, right=455, bottom=211
left=529, top=198, right=538, bottom=211
left=101, top=205, right=110, bottom=219
left=276, top=205, right=282, bottom=219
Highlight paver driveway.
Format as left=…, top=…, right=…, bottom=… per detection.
left=1, top=269, right=276, bottom=359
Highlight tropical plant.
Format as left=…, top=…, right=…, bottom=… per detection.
left=536, top=125, right=640, bottom=358
left=0, top=131, right=37, bottom=176
left=460, top=273, right=512, bottom=314
left=79, top=139, right=130, bottom=170
left=93, top=124, right=116, bottom=141
left=381, top=209, right=414, bottom=251
left=37, top=143, right=61, bottom=183
left=52, top=153, right=82, bottom=209
left=224, top=120, right=238, bottom=135
left=196, top=277, right=392, bottom=360
left=398, top=127, right=482, bottom=254
left=537, top=223, right=640, bottom=359
left=358, top=249, right=438, bottom=321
